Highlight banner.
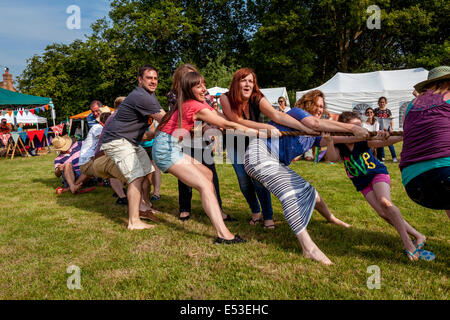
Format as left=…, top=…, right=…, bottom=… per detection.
left=50, top=123, right=64, bottom=136
left=19, top=132, right=28, bottom=142
left=35, top=129, right=45, bottom=142
left=0, top=133, right=11, bottom=146
left=27, top=131, right=36, bottom=141
left=11, top=132, right=20, bottom=144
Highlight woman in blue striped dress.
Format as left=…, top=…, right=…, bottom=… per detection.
left=244, top=90, right=369, bottom=265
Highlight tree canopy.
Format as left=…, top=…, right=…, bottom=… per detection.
left=17, top=0, right=448, bottom=121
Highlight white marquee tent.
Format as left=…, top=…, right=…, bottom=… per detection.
left=207, top=86, right=291, bottom=109
left=3, top=109, right=48, bottom=125
left=260, top=87, right=290, bottom=108
left=296, top=68, right=428, bottom=129
left=207, top=87, right=229, bottom=97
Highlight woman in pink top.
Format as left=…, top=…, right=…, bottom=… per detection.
left=153, top=71, right=257, bottom=244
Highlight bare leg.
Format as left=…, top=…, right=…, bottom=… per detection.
left=127, top=177, right=153, bottom=230
left=63, top=162, right=81, bottom=193
left=314, top=191, right=350, bottom=228
left=110, top=178, right=126, bottom=198
left=151, top=160, right=161, bottom=197
left=297, top=229, right=333, bottom=265
left=168, top=155, right=234, bottom=240
left=366, top=183, right=418, bottom=259
left=140, top=173, right=152, bottom=211
left=364, top=188, right=426, bottom=246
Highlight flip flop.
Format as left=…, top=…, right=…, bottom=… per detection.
left=263, top=224, right=276, bottom=230
left=405, top=248, right=435, bottom=261
left=249, top=217, right=261, bottom=225
left=413, top=240, right=425, bottom=250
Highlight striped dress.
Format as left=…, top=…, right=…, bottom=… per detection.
left=244, top=138, right=317, bottom=235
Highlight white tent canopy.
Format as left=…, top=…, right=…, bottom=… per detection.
left=261, top=87, right=290, bottom=107
left=207, top=87, right=229, bottom=97
left=3, top=109, right=48, bottom=124
left=296, top=68, right=428, bottom=129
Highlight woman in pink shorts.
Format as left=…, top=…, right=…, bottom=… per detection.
left=326, top=111, right=434, bottom=261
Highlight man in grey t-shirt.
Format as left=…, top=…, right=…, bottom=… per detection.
left=101, top=65, right=166, bottom=230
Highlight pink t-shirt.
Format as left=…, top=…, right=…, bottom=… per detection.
left=160, top=99, right=214, bottom=136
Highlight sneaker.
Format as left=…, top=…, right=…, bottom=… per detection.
left=150, top=194, right=160, bottom=201
left=215, top=234, right=246, bottom=244
left=393, top=158, right=398, bottom=163
left=116, top=197, right=128, bottom=206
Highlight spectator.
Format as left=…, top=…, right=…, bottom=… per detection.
left=277, top=96, right=291, bottom=112
left=374, top=97, right=398, bottom=163
left=1, top=118, right=12, bottom=134
left=53, top=135, right=89, bottom=194
left=87, top=100, right=111, bottom=128
left=362, top=107, right=379, bottom=132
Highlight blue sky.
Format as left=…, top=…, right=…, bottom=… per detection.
left=0, top=0, right=111, bottom=82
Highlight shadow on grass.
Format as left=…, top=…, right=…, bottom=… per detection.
left=31, top=176, right=450, bottom=272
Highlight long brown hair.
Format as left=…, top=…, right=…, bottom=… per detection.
left=171, top=63, right=198, bottom=94
left=294, top=90, right=326, bottom=115
left=365, top=107, right=376, bottom=125
left=158, top=72, right=205, bottom=132
left=227, top=68, right=263, bottom=116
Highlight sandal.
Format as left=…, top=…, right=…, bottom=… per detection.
left=413, top=240, right=425, bottom=250
left=249, top=217, right=261, bottom=225
left=179, top=212, right=190, bottom=221
left=263, top=224, right=276, bottom=230
left=150, top=195, right=160, bottom=201
left=215, top=234, right=246, bottom=244
left=405, top=248, right=435, bottom=261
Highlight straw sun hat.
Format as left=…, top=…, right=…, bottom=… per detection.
left=52, top=135, right=73, bottom=152
left=414, top=66, right=450, bottom=93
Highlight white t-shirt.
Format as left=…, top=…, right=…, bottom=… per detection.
left=79, top=123, right=103, bottom=166
left=362, top=121, right=379, bottom=132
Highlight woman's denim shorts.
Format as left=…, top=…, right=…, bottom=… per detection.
left=152, top=131, right=184, bottom=173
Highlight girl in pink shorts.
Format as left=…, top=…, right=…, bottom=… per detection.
left=326, top=111, right=434, bottom=261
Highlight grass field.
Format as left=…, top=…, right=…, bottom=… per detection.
left=0, top=148, right=448, bottom=300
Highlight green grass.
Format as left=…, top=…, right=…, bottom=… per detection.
left=0, top=148, right=448, bottom=300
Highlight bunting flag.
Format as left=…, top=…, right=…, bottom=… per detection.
left=40, top=106, right=46, bottom=112
left=19, top=110, right=23, bottom=116
left=13, top=110, right=18, bottom=116
left=44, top=128, right=49, bottom=137
left=50, top=123, right=64, bottom=136
left=35, top=108, right=40, bottom=114
left=29, top=109, right=35, bottom=115
left=44, top=105, right=49, bottom=111
left=35, top=129, right=45, bottom=142
left=24, top=110, right=29, bottom=115
left=27, top=131, right=36, bottom=142
left=19, top=132, right=28, bottom=142
left=11, top=132, right=20, bottom=144
left=7, top=111, right=12, bottom=117
left=1, top=110, right=6, bottom=116
left=0, top=133, right=11, bottom=146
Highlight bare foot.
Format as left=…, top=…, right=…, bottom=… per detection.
left=70, top=183, right=82, bottom=194
left=127, top=220, right=155, bottom=230
left=414, top=235, right=426, bottom=248
left=303, top=247, right=333, bottom=265
left=328, top=215, right=351, bottom=228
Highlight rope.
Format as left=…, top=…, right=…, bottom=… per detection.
left=279, top=131, right=403, bottom=137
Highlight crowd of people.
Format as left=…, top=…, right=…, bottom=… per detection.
left=50, top=64, right=449, bottom=265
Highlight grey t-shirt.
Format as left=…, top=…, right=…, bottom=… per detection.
left=102, top=86, right=161, bottom=146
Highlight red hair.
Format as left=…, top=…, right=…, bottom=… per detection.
left=227, top=68, right=263, bottom=116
